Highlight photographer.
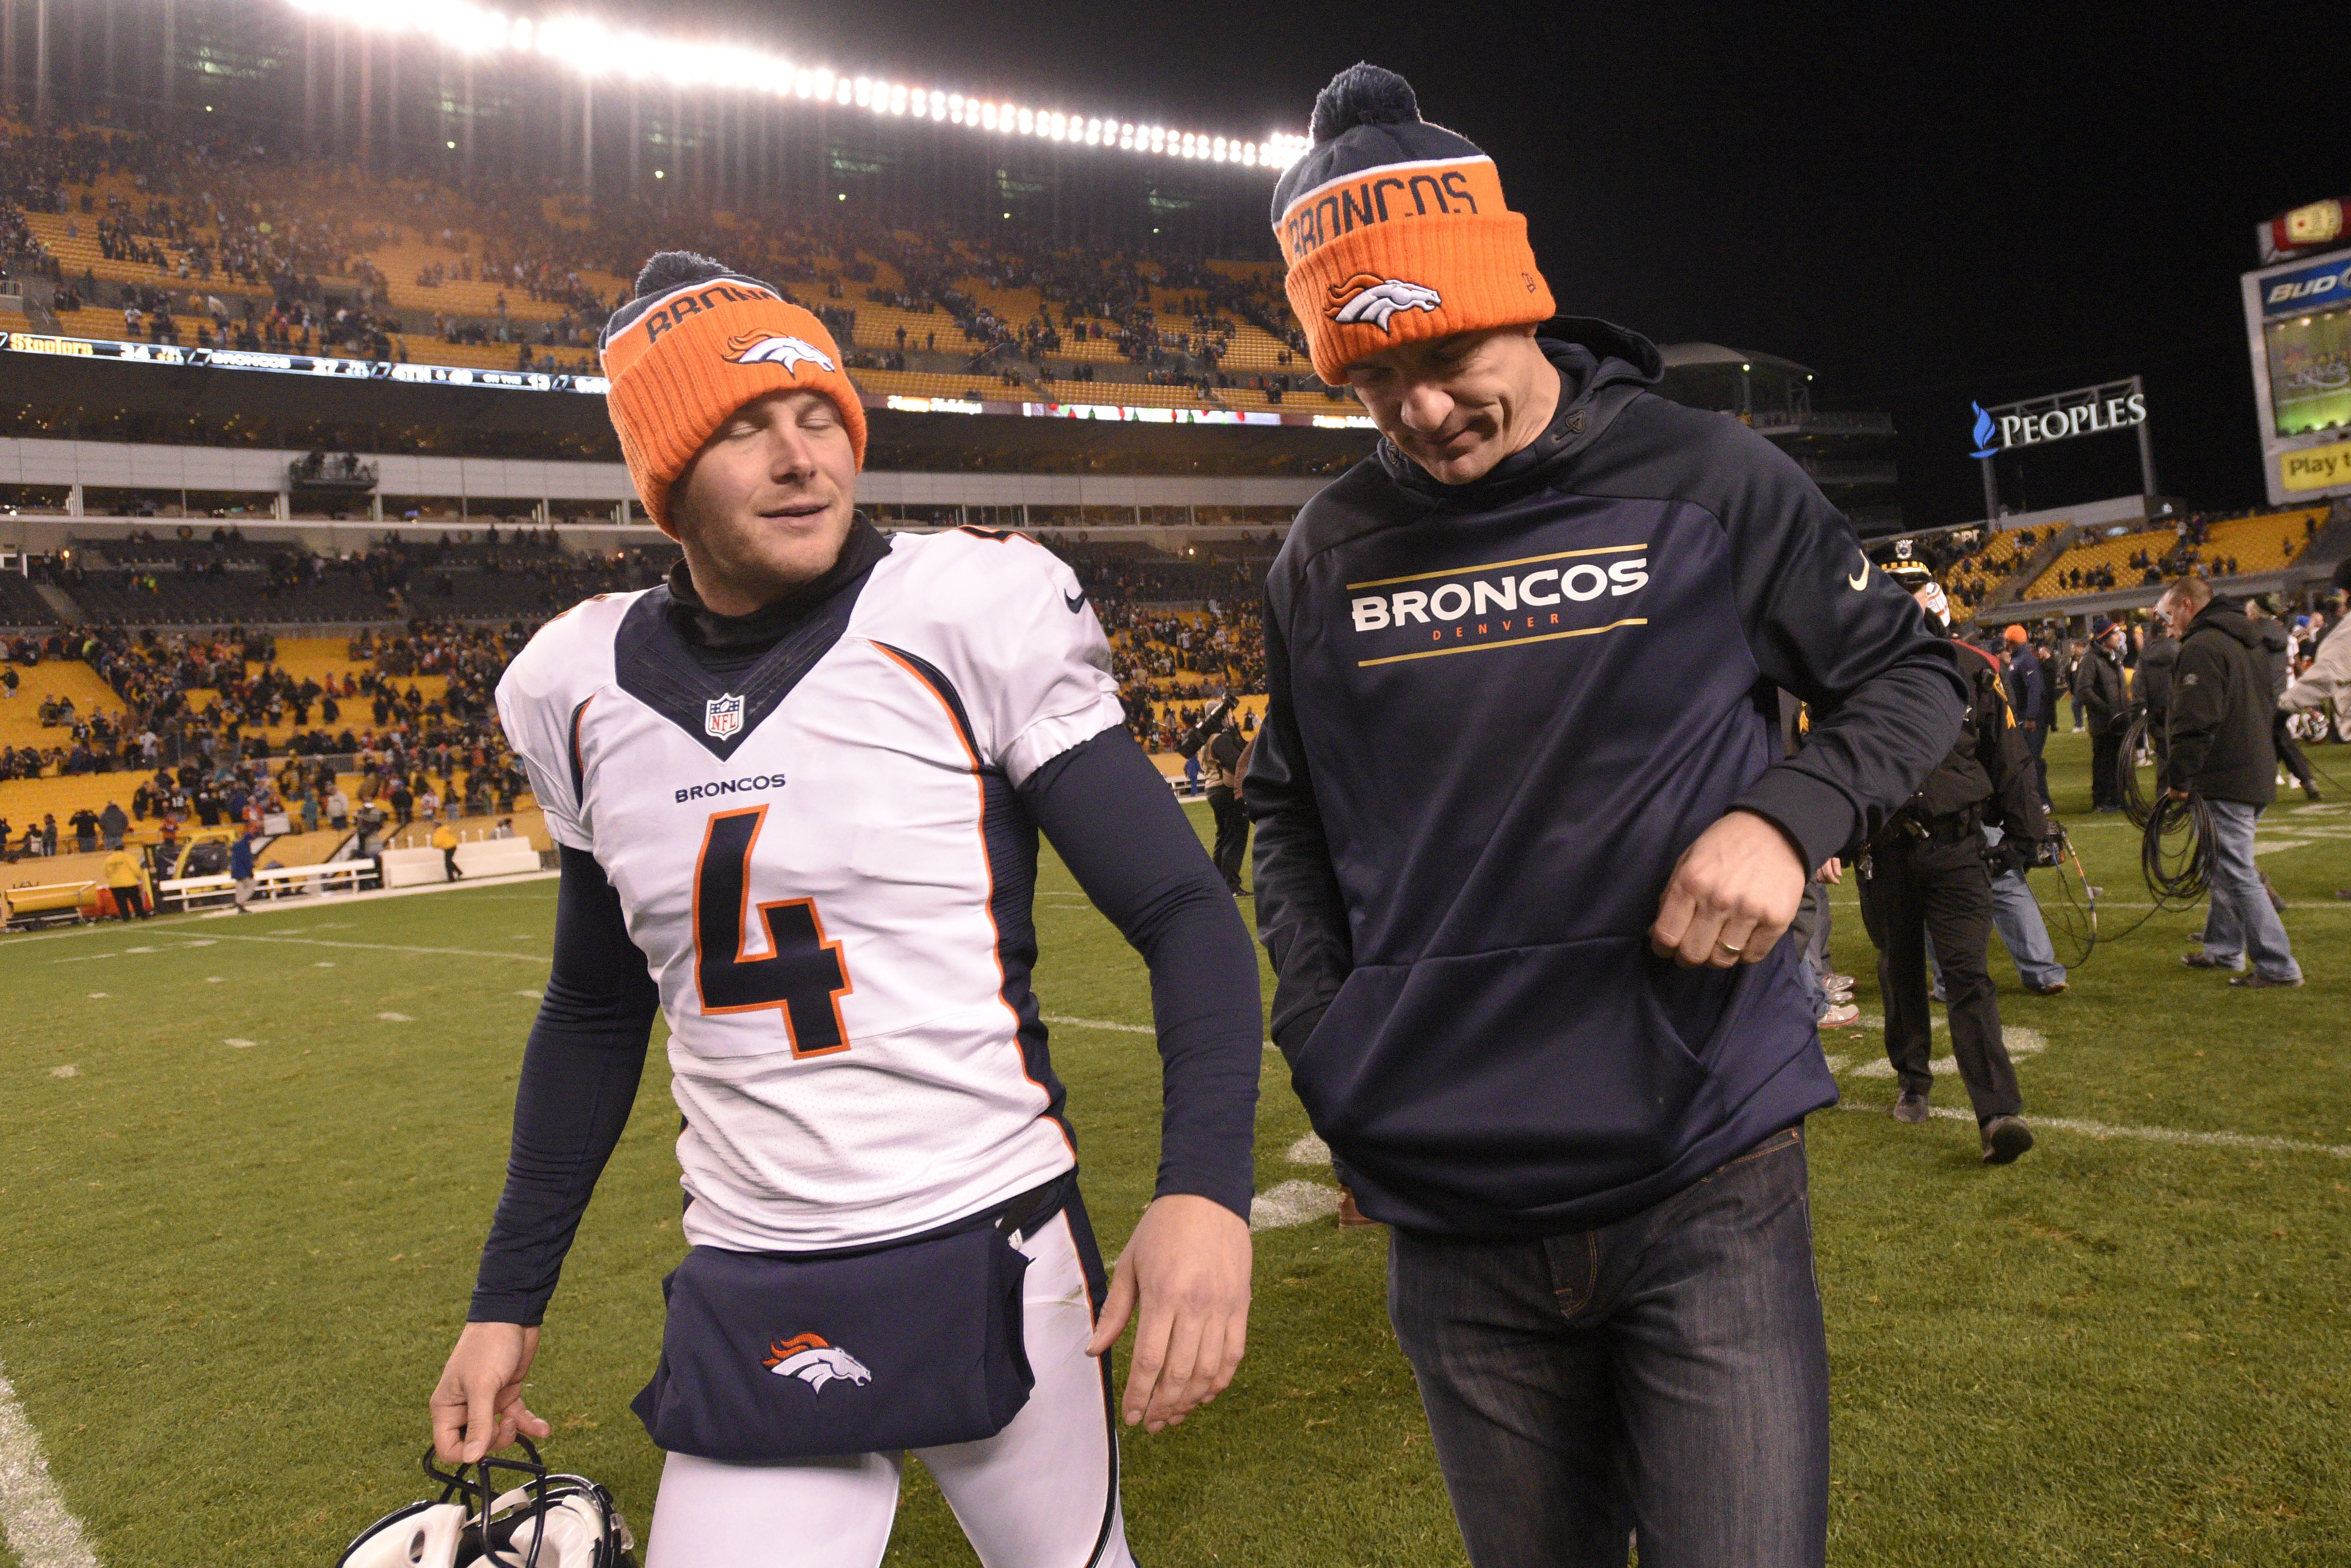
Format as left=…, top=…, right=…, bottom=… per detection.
left=1180, top=696, right=1248, bottom=896
left=1862, top=566, right=2054, bottom=1162
left=2165, top=577, right=2305, bottom=987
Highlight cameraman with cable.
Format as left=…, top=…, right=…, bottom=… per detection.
left=1862, top=564, right=2056, bottom=1162
left=2075, top=616, right=2134, bottom=812
left=2164, top=576, right=2306, bottom=988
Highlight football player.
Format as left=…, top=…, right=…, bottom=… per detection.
left=427, top=253, right=1263, bottom=1568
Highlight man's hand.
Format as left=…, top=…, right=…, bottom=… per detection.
left=430, top=1321, right=549, bottom=1463
left=1650, top=809, right=1807, bottom=968
left=1085, top=1193, right=1251, bottom=1433
left=1815, top=857, right=1843, bottom=886
left=2166, top=787, right=2191, bottom=801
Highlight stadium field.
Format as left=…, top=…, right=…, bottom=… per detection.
left=1, top=729, right=2347, bottom=1567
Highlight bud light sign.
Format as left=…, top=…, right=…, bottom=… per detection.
left=2261, top=253, right=2351, bottom=319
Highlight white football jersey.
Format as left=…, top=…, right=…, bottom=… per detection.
left=497, top=528, right=1127, bottom=1252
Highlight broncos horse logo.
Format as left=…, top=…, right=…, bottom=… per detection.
left=763, top=1333, right=872, bottom=1394
left=724, top=332, right=838, bottom=375
left=1325, top=274, right=1445, bottom=332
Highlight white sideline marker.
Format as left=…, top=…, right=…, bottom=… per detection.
left=1039, top=1013, right=1153, bottom=1035
left=1842, top=1100, right=2351, bottom=1159
left=163, top=934, right=547, bottom=963
left=1250, top=1179, right=1341, bottom=1231
left=1845, top=1025, right=2047, bottom=1081
left=0, top=1362, right=100, bottom=1568
left=1042, top=1014, right=1280, bottom=1050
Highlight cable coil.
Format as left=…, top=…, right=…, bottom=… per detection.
left=2140, top=788, right=2215, bottom=908
left=2117, top=712, right=2156, bottom=827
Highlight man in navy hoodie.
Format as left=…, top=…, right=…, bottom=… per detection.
left=1249, top=65, right=1968, bottom=1568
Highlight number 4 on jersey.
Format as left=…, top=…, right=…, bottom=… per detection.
left=692, top=806, right=853, bottom=1057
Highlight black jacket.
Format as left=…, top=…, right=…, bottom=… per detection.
left=2137, top=635, right=2179, bottom=731
left=1247, top=321, right=1966, bottom=1237
left=1880, top=640, right=2052, bottom=842
left=2165, top=597, right=2276, bottom=805
left=2256, top=619, right=2293, bottom=699
left=2073, top=642, right=2132, bottom=734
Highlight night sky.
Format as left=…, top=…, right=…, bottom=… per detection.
left=688, top=0, right=2341, bottom=528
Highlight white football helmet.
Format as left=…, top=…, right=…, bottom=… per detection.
left=337, top=1439, right=635, bottom=1568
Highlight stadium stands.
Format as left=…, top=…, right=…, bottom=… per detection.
left=2020, top=507, right=2327, bottom=601
left=0, top=524, right=1284, bottom=873
left=62, top=562, right=394, bottom=626
left=0, top=573, right=59, bottom=627
left=0, top=115, right=1343, bottom=855
left=3, top=120, right=1321, bottom=420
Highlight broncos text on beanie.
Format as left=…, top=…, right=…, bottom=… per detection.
left=598, top=250, right=868, bottom=532
left=1269, top=63, right=1554, bottom=384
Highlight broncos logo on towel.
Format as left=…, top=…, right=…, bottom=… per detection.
left=1325, top=274, right=1444, bottom=332
left=724, top=332, right=838, bottom=375
left=763, top=1332, right=872, bottom=1394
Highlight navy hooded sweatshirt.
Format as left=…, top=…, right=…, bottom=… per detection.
left=1247, top=321, right=1969, bottom=1238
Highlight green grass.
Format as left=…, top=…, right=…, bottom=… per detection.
left=1, top=730, right=2347, bottom=1566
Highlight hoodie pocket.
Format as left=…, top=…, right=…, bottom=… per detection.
left=1289, top=937, right=1712, bottom=1202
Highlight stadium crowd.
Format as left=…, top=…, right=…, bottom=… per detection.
left=0, top=528, right=1293, bottom=847
left=0, top=615, right=531, bottom=858
left=3, top=115, right=1323, bottom=397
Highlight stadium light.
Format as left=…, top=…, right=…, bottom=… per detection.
left=282, top=0, right=1308, bottom=171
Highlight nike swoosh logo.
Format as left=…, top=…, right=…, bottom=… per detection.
left=1065, top=591, right=1087, bottom=613
left=1847, top=553, right=1870, bottom=591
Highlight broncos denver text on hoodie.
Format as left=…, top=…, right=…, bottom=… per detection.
left=1247, top=321, right=1969, bottom=1238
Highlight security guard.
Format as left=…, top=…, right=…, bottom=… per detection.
left=1860, top=559, right=2055, bottom=1163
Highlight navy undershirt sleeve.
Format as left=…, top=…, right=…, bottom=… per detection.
left=469, top=844, right=659, bottom=1325
left=1020, top=726, right=1264, bottom=1221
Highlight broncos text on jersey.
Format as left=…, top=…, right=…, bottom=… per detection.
left=496, top=529, right=1127, bottom=1253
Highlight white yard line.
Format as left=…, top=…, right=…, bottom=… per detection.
left=1836, top=1098, right=2351, bottom=1159
left=1040, top=1013, right=1154, bottom=1034
left=0, top=1363, right=98, bottom=1568
left=1042, top=1014, right=1280, bottom=1051
left=152, top=933, right=549, bottom=963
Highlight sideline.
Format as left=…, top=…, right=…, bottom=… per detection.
left=0, top=869, right=558, bottom=953
left=0, top=1362, right=98, bottom=1568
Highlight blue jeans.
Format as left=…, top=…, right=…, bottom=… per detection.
left=1385, top=1128, right=1828, bottom=1568
left=2200, top=799, right=2302, bottom=981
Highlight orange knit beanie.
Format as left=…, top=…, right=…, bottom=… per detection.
left=1270, top=64, right=1554, bottom=384
left=598, top=251, right=868, bottom=532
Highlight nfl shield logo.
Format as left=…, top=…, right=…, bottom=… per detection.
left=704, top=693, right=745, bottom=741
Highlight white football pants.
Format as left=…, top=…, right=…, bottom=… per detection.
left=643, top=1210, right=1134, bottom=1568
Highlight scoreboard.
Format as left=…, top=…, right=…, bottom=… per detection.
left=2243, top=245, right=2351, bottom=506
